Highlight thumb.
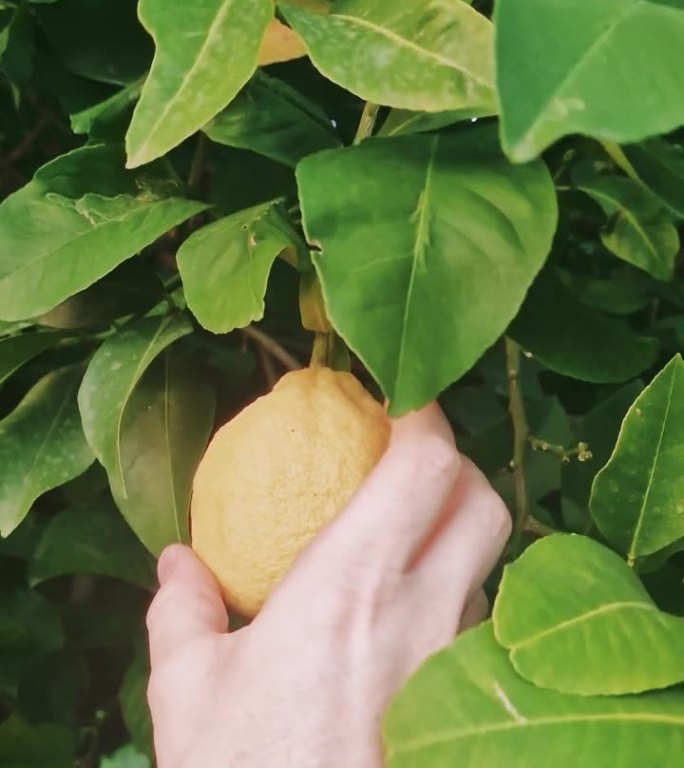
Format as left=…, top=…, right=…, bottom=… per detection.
left=147, top=544, right=229, bottom=666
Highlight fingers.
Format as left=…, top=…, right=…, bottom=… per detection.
left=406, top=458, right=511, bottom=619
left=460, top=589, right=489, bottom=632
left=147, top=544, right=229, bottom=667
left=311, top=402, right=461, bottom=578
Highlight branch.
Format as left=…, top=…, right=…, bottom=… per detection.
left=187, top=133, right=208, bottom=194
left=1, top=111, right=50, bottom=166
left=256, top=344, right=278, bottom=389
left=242, top=325, right=302, bottom=371
left=353, top=102, right=379, bottom=144
left=505, top=337, right=529, bottom=554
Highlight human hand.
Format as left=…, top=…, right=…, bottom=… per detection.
left=146, top=403, right=511, bottom=768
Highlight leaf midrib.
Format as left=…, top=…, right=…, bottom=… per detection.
left=330, top=12, right=493, bottom=89
left=576, top=183, right=661, bottom=261
left=161, top=352, right=181, bottom=540
left=507, top=600, right=657, bottom=651
left=394, top=135, right=438, bottom=400
left=111, top=317, right=183, bottom=497
left=132, top=0, right=240, bottom=162
left=517, top=0, right=647, bottom=145
left=17, top=373, right=76, bottom=520
left=0, top=197, right=180, bottom=301
left=392, top=709, right=684, bottom=753
left=628, top=362, right=677, bottom=561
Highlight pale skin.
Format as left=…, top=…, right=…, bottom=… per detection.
left=147, top=403, right=512, bottom=768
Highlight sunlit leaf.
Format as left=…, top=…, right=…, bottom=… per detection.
left=280, top=0, right=496, bottom=113
left=384, top=623, right=684, bottom=768
left=298, top=125, right=557, bottom=414
left=494, top=534, right=684, bottom=695
left=177, top=202, right=303, bottom=333
left=0, top=145, right=205, bottom=321
left=126, top=0, right=273, bottom=167
left=257, top=17, right=307, bottom=66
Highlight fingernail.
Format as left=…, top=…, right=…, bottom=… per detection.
left=157, top=546, right=179, bottom=584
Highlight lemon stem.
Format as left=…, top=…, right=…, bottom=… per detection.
left=243, top=325, right=302, bottom=371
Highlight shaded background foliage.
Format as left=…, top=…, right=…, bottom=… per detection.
left=1, top=0, right=684, bottom=765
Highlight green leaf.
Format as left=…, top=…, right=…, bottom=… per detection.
left=378, top=108, right=494, bottom=138
left=496, top=0, right=684, bottom=162
left=297, top=126, right=557, bottom=414
left=0, top=332, right=66, bottom=387
left=0, top=366, right=94, bottom=537
left=205, top=72, right=340, bottom=167
left=280, top=0, right=496, bottom=113
left=509, top=268, right=659, bottom=383
left=564, top=267, right=652, bottom=316
left=0, top=589, right=64, bottom=696
left=35, top=260, right=166, bottom=330
left=494, top=534, right=684, bottom=695
left=29, top=505, right=156, bottom=589
left=70, top=77, right=144, bottom=137
left=177, top=202, right=302, bottom=333
left=623, top=138, right=684, bottom=218
left=0, top=144, right=206, bottom=321
left=125, top=0, right=274, bottom=167
left=384, top=622, right=684, bottom=768
left=0, top=5, right=35, bottom=84
left=61, top=581, right=149, bottom=651
left=209, top=145, right=295, bottom=215
left=17, top=650, right=88, bottom=727
left=0, top=715, right=75, bottom=768
left=574, top=171, right=680, bottom=281
left=34, top=0, right=152, bottom=85
left=78, top=314, right=191, bottom=512
left=111, top=347, right=215, bottom=555
left=441, top=385, right=508, bottom=435
left=120, top=648, right=153, bottom=759
left=590, top=355, right=684, bottom=563
left=102, top=745, right=151, bottom=768
left=562, top=382, right=643, bottom=531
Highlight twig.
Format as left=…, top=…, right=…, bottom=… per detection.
left=524, top=516, right=557, bottom=538
left=353, top=102, right=379, bottom=144
left=600, top=140, right=640, bottom=182
left=242, top=325, right=302, bottom=371
left=505, top=337, right=529, bottom=554
left=1, top=111, right=50, bottom=165
left=529, top=436, right=593, bottom=464
left=256, top=344, right=278, bottom=389
left=187, top=133, right=208, bottom=194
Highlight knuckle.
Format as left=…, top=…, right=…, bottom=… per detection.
left=146, top=584, right=177, bottom=633
left=405, top=434, right=460, bottom=483
left=482, top=489, right=513, bottom=540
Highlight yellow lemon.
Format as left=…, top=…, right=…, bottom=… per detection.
left=191, top=366, right=390, bottom=617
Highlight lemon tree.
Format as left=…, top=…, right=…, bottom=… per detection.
left=1, top=0, right=683, bottom=764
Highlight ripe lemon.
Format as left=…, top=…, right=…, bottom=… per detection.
left=191, top=366, right=391, bottom=617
